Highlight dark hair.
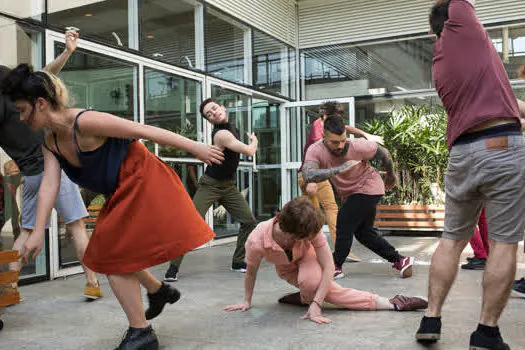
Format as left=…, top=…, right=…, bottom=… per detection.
left=0, top=63, right=69, bottom=109
left=319, top=101, right=344, bottom=117
left=277, top=197, right=324, bottom=240
left=0, top=65, right=11, bottom=85
left=323, top=115, right=346, bottom=135
left=429, top=0, right=450, bottom=38
left=199, top=98, right=220, bottom=119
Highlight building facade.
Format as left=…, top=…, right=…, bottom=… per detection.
left=1, top=0, right=524, bottom=283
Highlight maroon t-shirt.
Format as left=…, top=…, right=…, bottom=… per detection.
left=432, top=0, right=519, bottom=149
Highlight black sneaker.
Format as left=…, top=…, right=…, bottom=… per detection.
left=415, top=316, right=441, bottom=343
left=163, top=264, right=178, bottom=282
left=462, top=258, right=486, bottom=270
left=145, top=282, right=181, bottom=321
left=469, top=329, right=509, bottom=350
left=231, top=262, right=247, bottom=273
left=512, top=277, right=525, bottom=297
left=467, top=256, right=476, bottom=262
left=115, top=325, right=159, bottom=350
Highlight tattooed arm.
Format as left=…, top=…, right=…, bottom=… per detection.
left=302, top=160, right=359, bottom=183
left=372, top=145, right=397, bottom=190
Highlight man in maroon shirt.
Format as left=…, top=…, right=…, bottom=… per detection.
left=416, top=1, right=525, bottom=349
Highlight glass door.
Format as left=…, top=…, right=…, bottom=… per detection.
left=280, top=98, right=355, bottom=205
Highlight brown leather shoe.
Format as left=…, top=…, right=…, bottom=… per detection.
left=389, top=295, right=428, bottom=311
left=277, top=292, right=308, bottom=306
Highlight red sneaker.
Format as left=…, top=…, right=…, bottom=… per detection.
left=334, top=266, right=345, bottom=280
left=392, top=256, right=414, bottom=278
left=390, top=295, right=428, bottom=311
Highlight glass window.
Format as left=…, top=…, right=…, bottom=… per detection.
left=302, top=36, right=435, bottom=99
left=489, top=26, right=525, bottom=81
left=253, top=99, right=280, bottom=164
left=144, top=68, right=202, bottom=158
left=0, top=1, right=45, bottom=21
left=355, top=95, right=443, bottom=127
left=140, top=0, right=196, bottom=68
left=205, top=9, right=246, bottom=84
left=252, top=29, right=295, bottom=98
left=253, top=168, right=280, bottom=221
left=55, top=42, right=137, bottom=121
left=48, top=0, right=131, bottom=49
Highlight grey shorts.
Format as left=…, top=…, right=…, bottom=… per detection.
left=443, top=134, right=525, bottom=243
left=21, top=170, right=88, bottom=229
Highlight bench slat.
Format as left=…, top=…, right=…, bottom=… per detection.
left=376, top=205, right=445, bottom=212
left=376, top=213, right=445, bottom=219
left=0, top=251, right=18, bottom=265
left=0, top=271, right=18, bottom=284
left=374, top=220, right=444, bottom=228
left=0, top=292, right=21, bottom=307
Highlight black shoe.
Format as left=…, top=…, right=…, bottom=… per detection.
left=467, top=256, right=476, bottom=262
left=462, top=258, right=486, bottom=270
left=231, top=262, right=247, bottom=273
left=415, top=316, right=441, bottom=343
left=115, top=325, right=159, bottom=350
left=145, top=282, right=181, bottom=320
left=278, top=292, right=308, bottom=306
left=512, top=278, right=525, bottom=297
left=469, top=329, right=509, bottom=350
left=163, top=265, right=178, bottom=282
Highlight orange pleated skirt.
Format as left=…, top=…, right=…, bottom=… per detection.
left=83, top=141, right=215, bottom=274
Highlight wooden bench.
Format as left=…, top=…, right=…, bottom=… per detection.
left=85, top=205, right=102, bottom=225
left=0, top=250, right=21, bottom=331
left=374, top=205, right=445, bottom=232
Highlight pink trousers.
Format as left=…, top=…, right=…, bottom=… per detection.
left=469, top=208, right=489, bottom=259
left=278, top=249, right=378, bottom=310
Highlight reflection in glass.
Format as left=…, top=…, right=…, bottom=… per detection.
left=205, top=9, right=246, bottom=84
left=48, top=0, right=130, bottom=48
left=252, top=29, right=295, bottom=98
left=253, top=99, right=280, bottom=164
left=55, top=43, right=137, bottom=121
left=302, top=36, right=435, bottom=99
left=253, top=169, right=281, bottom=221
left=355, top=95, right=443, bottom=127
left=144, top=68, right=202, bottom=158
left=140, top=0, right=196, bottom=67
left=489, top=26, right=525, bottom=80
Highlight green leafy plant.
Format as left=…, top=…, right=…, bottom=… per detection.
left=360, top=105, right=449, bottom=205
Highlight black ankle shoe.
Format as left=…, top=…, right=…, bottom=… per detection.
left=145, top=282, right=181, bottom=320
left=115, top=325, right=159, bottom=350
left=415, top=316, right=441, bottom=343
left=469, top=329, right=510, bottom=350
left=278, top=292, right=307, bottom=306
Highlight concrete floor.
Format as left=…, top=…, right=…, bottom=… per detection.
left=2, top=236, right=525, bottom=350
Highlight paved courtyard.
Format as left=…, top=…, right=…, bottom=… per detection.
left=2, top=236, right=525, bottom=349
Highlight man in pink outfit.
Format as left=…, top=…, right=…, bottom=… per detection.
left=224, top=197, right=427, bottom=324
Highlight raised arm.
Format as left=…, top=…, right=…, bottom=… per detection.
left=372, top=145, right=397, bottom=190
left=214, top=130, right=258, bottom=157
left=302, top=160, right=359, bottom=184
left=20, top=145, right=62, bottom=263
left=345, top=125, right=384, bottom=145
left=43, top=30, right=78, bottom=75
left=76, top=111, right=224, bottom=165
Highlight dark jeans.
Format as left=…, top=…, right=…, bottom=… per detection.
left=170, top=175, right=256, bottom=270
left=333, top=194, right=402, bottom=267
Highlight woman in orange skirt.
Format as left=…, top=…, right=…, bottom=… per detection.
left=1, top=64, right=223, bottom=350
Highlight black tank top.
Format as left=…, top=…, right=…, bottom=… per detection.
left=205, top=122, right=240, bottom=181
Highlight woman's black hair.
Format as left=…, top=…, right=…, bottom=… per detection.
left=0, top=63, right=68, bottom=109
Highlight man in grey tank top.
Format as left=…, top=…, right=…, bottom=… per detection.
left=164, top=99, right=258, bottom=281
left=0, top=29, right=102, bottom=300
